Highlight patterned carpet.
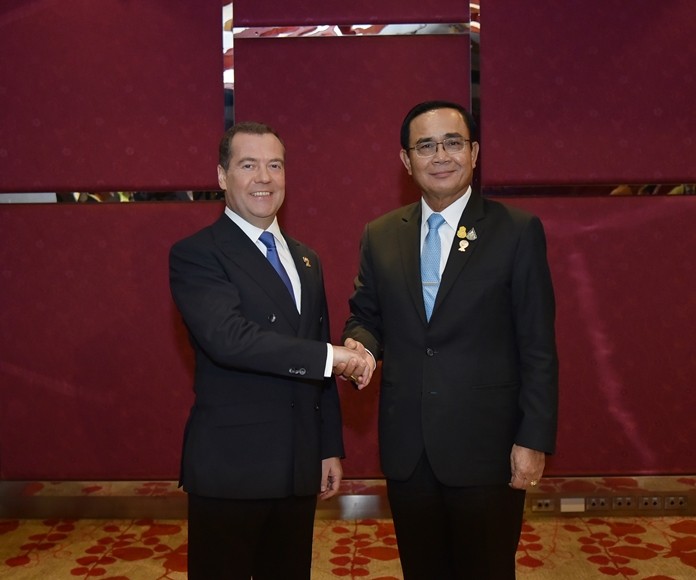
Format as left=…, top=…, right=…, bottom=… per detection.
left=3, top=516, right=696, bottom=578
left=1, top=480, right=696, bottom=578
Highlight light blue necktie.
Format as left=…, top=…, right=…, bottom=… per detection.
left=259, top=231, right=294, bottom=298
left=421, top=213, right=446, bottom=321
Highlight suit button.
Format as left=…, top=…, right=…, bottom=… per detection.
left=291, top=401, right=295, bottom=408
left=268, top=314, right=277, bottom=323
left=299, top=368, right=306, bottom=376
left=426, top=348, right=435, bottom=356
left=319, top=315, right=323, bottom=323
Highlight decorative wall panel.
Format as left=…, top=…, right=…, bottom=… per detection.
left=234, top=0, right=468, bottom=26
left=235, top=34, right=471, bottom=474
left=0, top=0, right=222, bottom=192
left=480, top=0, right=696, bottom=185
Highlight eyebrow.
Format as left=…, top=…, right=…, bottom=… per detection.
left=415, top=132, right=465, bottom=144
left=236, top=156, right=285, bottom=164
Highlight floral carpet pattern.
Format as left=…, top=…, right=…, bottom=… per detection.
left=516, top=517, right=696, bottom=579
left=1, top=518, right=187, bottom=579
left=2, top=516, right=696, bottom=579
left=1, top=480, right=695, bottom=578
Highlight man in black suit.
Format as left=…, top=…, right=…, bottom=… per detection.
left=342, top=101, right=559, bottom=579
left=169, top=121, right=373, bottom=579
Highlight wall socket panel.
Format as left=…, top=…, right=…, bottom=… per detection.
left=612, top=496, right=635, bottom=510
left=639, top=496, right=663, bottom=510
left=530, top=497, right=555, bottom=512
left=526, top=492, right=692, bottom=516
left=665, top=496, right=688, bottom=510
left=586, top=496, right=610, bottom=511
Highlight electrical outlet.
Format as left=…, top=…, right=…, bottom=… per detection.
left=586, top=496, right=610, bottom=511
left=639, top=496, right=663, bottom=510
left=612, top=496, right=635, bottom=510
left=531, top=498, right=555, bottom=512
left=665, top=496, right=688, bottom=510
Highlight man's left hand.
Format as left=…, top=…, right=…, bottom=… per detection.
left=319, top=457, right=343, bottom=500
left=509, top=444, right=545, bottom=490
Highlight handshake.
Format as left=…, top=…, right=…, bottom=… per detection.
left=332, top=338, right=375, bottom=390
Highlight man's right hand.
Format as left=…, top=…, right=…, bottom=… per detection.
left=332, top=340, right=375, bottom=389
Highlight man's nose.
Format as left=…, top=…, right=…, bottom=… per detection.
left=433, top=142, right=449, bottom=159
left=256, top=167, right=271, bottom=181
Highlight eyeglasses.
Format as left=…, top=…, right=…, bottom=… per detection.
left=408, top=138, right=471, bottom=158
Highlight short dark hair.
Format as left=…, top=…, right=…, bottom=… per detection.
left=218, top=121, right=285, bottom=169
left=400, top=101, right=478, bottom=150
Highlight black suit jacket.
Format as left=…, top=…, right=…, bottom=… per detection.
left=343, top=192, right=558, bottom=486
left=170, top=215, right=344, bottom=499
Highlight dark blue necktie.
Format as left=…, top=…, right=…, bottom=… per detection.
left=259, top=231, right=294, bottom=298
left=421, top=213, right=446, bottom=321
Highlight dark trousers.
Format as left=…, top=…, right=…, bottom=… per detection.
left=187, top=492, right=317, bottom=580
left=387, top=453, right=525, bottom=580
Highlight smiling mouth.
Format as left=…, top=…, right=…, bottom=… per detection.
left=251, top=191, right=272, bottom=197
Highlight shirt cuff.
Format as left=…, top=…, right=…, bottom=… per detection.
left=324, top=343, right=333, bottom=377
left=365, top=348, right=376, bottom=371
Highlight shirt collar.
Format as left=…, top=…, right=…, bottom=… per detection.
left=421, top=186, right=471, bottom=231
left=224, top=207, right=286, bottom=250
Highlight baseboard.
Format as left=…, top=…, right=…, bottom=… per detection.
left=525, top=475, right=696, bottom=517
left=2, top=476, right=694, bottom=520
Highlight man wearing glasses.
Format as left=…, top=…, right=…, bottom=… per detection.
left=342, top=101, right=558, bottom=579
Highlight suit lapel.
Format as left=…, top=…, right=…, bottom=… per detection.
left=435, top=191, right=486, bottom=313
left=397, top=203, right=428, bottom=323
left=286, top=235, right=316, bottom=338
left=212, top=216, right=301, bottom=332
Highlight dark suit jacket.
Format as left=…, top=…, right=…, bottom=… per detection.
left=343, top=192, right=558, bottom=486
left=170, top=214, right=344, bottom=499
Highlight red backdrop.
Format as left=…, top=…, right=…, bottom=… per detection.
left=509, top=196, right=696, bottom=475
left=480, top=0, right=696, bottom=185
left=1, top=1, right=695, bottom=480
left=0, top=0, right=222, bottom=192
left=3, top=197, right=696, bottom=478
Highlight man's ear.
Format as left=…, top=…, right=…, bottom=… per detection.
left=399, top=149, right=412, bottom=175
left=470, top=141, right=480, bottom=170
left=216, top=165, right=228, bottom=190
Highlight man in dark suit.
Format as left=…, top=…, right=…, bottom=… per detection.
left=169, top=121, right=373, bottom=579
left=342, top=101, right=559, bottom=579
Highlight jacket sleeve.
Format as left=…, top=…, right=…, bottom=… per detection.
left=315, top=258, right=345, bottom=460
left=342, top=223, right=383, bottom=358
left=511, top=215, right=559, bottom=454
